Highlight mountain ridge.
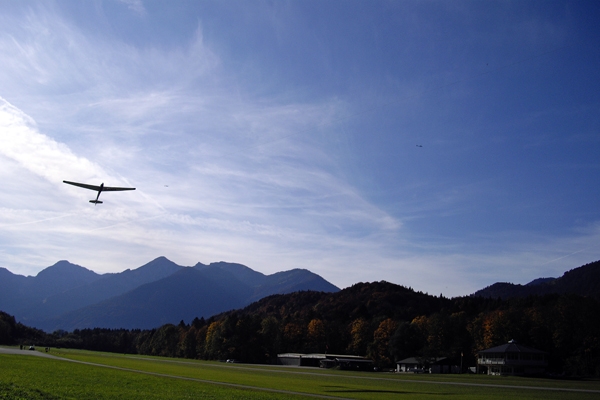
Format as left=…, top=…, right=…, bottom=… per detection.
left=2, top=258, right=598, bottom=331
left=0, top=257, right=340, bottom=331
left=21, top=257, right=184, bottom=323
left=472, top=260, right=600, bottom=299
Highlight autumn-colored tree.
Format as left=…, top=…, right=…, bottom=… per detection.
left=369, top=318, right=397, bottom=366
left=347, top=318, right=370, bottom=356
left=205, top=321, right=224, bottom=359
left=410, top=315, right=428, bottom=333
left=195, top=324, right=208, bottom=359
left=180, top=326, right=197, bottom=359
left=307, top=319, right=326, bottom=353
left=482, top=310, right=511, bottom=349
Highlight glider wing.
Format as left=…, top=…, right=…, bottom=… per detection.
left=63, top=180, right=101, bottom=191
left=63, top=181, right=136, bottom=191
left=102, top=186, right=136, bottom=192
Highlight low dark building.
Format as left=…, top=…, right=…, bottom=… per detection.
left=321, top=357, right=374, bottom=371
left=396, top=357, right=460, bottom=374
left=277, top=353, right=373, bottom=370
left=278, top=353, right=325, bottom=367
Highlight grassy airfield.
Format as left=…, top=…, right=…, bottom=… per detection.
left=1, top=347, right=600, bottom=399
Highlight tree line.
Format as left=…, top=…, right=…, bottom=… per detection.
left=1, top=281, right=599, bottom=377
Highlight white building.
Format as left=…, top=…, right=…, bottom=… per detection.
left=477, top=340, right=547, bottom=375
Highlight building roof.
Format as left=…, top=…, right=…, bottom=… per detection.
left=278, top=353, right=368, bottom=360
left=478, top=340, right=546, bottom=354
left=397, top=357, right=447, bottom=365
left=335, top=358, right=374, bottom=364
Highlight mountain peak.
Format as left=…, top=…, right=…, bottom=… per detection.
left=147, top=256, right=171, bottom=264
left=25, top=260, right=103, bottom=301
left=36, top=260, right=98, bottom=280
left=526, top=277, right=556, bottom=286
left=136, top=257, right=181, bottom=271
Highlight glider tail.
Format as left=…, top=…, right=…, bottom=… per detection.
left=89, top=200, right=103, bottom=205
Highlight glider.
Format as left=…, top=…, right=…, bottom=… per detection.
left=63, top=180, right=135, bottom=204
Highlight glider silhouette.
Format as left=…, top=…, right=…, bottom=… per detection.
left=63, top=180, right=135, bottom=204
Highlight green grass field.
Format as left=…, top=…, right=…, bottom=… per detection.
left=1, top=347, right=599, bottom=399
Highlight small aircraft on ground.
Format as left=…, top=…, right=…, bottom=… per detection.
left=63, top=180, right=135, bottom=204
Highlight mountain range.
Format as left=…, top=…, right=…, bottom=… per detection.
left=0, top=257, right=339, bottom=332
left=1, top=258, right=599, bottom=333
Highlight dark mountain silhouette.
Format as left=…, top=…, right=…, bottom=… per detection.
left=0, top=257, right=339, bottom=331
left=32, top=256, right=183, bottom=320
left=0, top=261, right=101, bottom=321
left=234, top=280, right=451, bottom=324
left=194, top=262, right=266, bottom=287
left=0, top=261, right=100, bottom=302
left=48, top=267, right=254, bottom=330
left=472, top=260, right=600, bottom=300
left=0, top=268, right=29, bottom=310
left=8, top=257, right=597, bottom=332
left=42, top=264, right=338, bottom=331
left=526, top=277, right=556, bottom=286
left=194, top=262, right=340, bottom=302
left=34, top=260, right=101, bottom=293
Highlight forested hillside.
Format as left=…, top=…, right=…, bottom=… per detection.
left=473, top=260, right=600, bottom=300
left=2, top=280, right=600, bottom=377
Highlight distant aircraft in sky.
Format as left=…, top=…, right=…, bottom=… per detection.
left=63, top=180, right=135, bottom=204
left=416, top=144, right=423, bottom=147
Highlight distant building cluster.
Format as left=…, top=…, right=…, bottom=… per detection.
left=278, top=339, right=548, bottom=376
left=277, top=353, right=374, bottom=371
left=396, top=357, right=461, bottom=374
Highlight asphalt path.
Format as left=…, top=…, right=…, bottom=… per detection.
left=0, top=346, right=62, bottom=359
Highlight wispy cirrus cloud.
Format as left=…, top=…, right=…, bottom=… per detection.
left=0, top=6, right=403, bottom=284
left=0, top=2, right=598, bottom=299
left=117, top=0, right=146, bottom=16
left=0, top=97, right=105, bottom=184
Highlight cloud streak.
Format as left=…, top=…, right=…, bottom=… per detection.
left=0, top=3, right=598, bottom=298
left=0, top=97, right=107, bottom=184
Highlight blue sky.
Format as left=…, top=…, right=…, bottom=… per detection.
left=0, top=1, right=598, bottom=297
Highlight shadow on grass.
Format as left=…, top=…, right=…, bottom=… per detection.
left=321, top=385, right=452, bottom=395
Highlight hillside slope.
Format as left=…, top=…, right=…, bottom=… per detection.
left=472, top=260, right=600, bottom=299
